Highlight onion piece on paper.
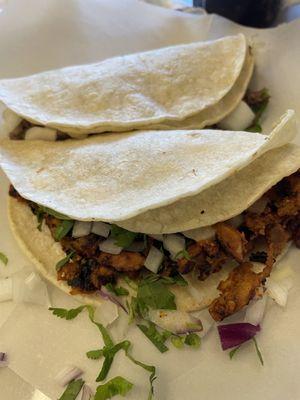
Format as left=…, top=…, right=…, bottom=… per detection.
left=218, top=323, right=260, bottom=350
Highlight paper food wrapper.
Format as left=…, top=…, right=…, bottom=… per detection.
left=0, top=1, right=300, bottom=399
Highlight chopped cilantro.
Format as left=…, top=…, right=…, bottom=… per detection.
left=175, top=249, right=191, bottom=261
left=228, top=337, right=264, bottom=365
left=171, top=335, right=185, bottom=349
left=0, top=252, right=8, bottom=266
left=137, top=278, right=176, bottom=311
left=86, top=349, right=104, bottom=360
left=110, top=225, right=137, bottom=248
left=55, top=250, right=75, bottom=271
left=54, top=220, right=74, bottom=241
left=58, top=379, right=84, bottom=400
left=49, top=305, right=86, bottom=320
left=245, top=88, right=270, bottom=132
left=105, top=283, right=129, bottom=296
left=94, top=376, right=133, bottom=400
left=137, top=321, right=169, bottom=353
left=229, top=346, right=240, bottom=359
left=39, top=206, right=72, bottom=220
left=246, top=123, right=262, bottom=133
left=123, top=276, right=138, bottom=291
left=184, top=333, right=201, bottom=348
left=253, top=337, right=264, bottom=366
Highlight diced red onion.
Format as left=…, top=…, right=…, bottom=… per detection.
left=98, top=287, right=128, bottom=314
left=148, top=234, right=164, bottom=242
left=244, top=296, right=267, bottom=326
left=25, top=127, right=57, bottom=141
left=218, top=323, right=260, bottom=350
left=99, top=238, right=123, bottom=255
left=218, top=100, right=255, bottom=131
left=55, top=365, right=83, bottom=387
left=144, top=246, right=164, bottom=273
left=72, top=221, right=92, bottom=238
left=91, top=221, right=111, bottom=238
left=126, top=241, right=145, bottom=252
left=0, top=352, right=8, bottom=368
left=0, top=278, right=13, bottom=302
left=163, top=234, right=185, bottom=258
left=81, top=384, right=93, bottom=400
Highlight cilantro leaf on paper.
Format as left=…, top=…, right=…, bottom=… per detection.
left=56, top=251, right=76, bottom=271
left=54, top=220, right=74, bottom=241
left=86, top=349, right=104, bottom=360
left=49, top=305, right=86, bottom=320
left=58, top=379, right=84, bottom=400
left=105, top=283, right=129, bottom=296
left=94, top=376, right=133, bottom=400
left=110, top=225, right=137, bottom=248
left=229, top=346, right=240, bottom=359
left=253, top=337, right=264, bottom=366
left=137, top=321, right=169, bottom=353
left=0, top=252, right=8, bottom=266
left=184, top=333, right=201, bottom=348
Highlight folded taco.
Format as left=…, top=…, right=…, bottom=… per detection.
left=1, top=109, right=300, bottom=332
left=0, top=34, right=254, bottom=138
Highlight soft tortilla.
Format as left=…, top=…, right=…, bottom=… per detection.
left=0, top=111, right=295, bottom=222
left=0, top=35, right=248, bottom=134
left=118, top=143, right=300, bottom=233
left=8, top=197, right=233, bottom=312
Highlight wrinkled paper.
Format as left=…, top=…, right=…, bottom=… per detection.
left=0, top=1, right=300, bottom=399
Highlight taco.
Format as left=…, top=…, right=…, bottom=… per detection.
left=1, top=110, right=300, bottom=332
left=0, top=34, right=254, bottom=138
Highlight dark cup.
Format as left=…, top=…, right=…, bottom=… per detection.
left=193, top=0, right=282, bottom=28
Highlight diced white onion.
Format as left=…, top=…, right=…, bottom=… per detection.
left=55, top=365, right=83, bottom=387
left=24, top=271, right=42, bottom=291
left=12, top=269, right=51, bottom=307
left=99, top=238, right=123, bottom=255
left=126, top=241, right=145, bottom=252
left=0, top=278, right=13, bottom=302
left=148, top=309, right=202, bottom=334
left=148, top=234, right=164, bottom=241
left=163, top=234, right=185, bottom=258
left=190, top=309, right=215, bottom=338
left=0, top=109, right=22, bottom=136
left=266, top=278, right=289, bottom=307
left=91, top=221, right=111, bottom=238
left=72, top=221, right=92, bottom=238
left=218, top=100, right=255, bottom=131
left=25, top=127, right=57, bottom=141
left=144, top=246, right=164, bottom=273
left=182, top=226, right=215, bottom=241
left=244, top=296, right=267, bottom=325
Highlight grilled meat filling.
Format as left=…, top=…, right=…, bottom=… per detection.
left=9, top=170, right=300, bottom=321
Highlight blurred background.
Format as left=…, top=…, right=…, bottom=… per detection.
left=143, top=0, right=300, bottom=27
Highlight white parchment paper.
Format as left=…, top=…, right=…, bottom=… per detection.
left=0, top=1, right=300, bottom=399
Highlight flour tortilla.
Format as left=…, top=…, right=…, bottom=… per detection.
left=0, top=110, right=295, bottom=223
left=0, top=35, right=249, bottom=135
